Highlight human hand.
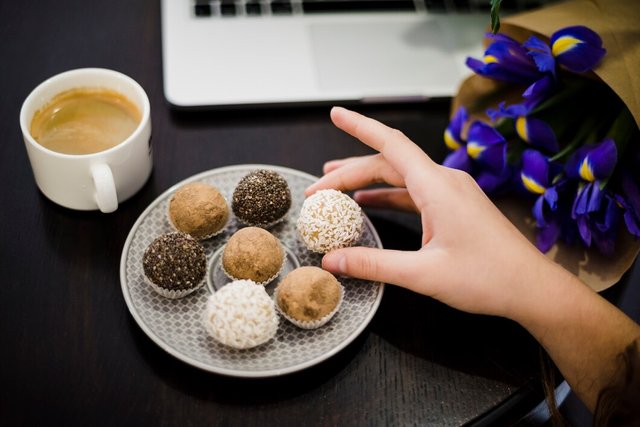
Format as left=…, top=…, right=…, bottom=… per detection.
left=306, top=107, right=563, bottom=319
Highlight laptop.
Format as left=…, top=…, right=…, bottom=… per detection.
left=161, top=0, right=542, bottom=108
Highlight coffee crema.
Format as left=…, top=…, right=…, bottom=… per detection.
left=30, top=87, right=141, bottom=155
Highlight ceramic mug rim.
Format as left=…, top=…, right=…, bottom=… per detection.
left=19, top=67, right=151, bottom=160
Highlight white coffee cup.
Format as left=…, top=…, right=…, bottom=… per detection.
left=20, top=68, right=152, bottom=213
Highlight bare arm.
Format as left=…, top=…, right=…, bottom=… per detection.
left=308, top=106, right=640, bottom=411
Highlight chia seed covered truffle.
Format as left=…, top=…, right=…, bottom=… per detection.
left=232, top=169, right=291, bottom=227
left=297, top=189, right=364, bottom=253
left=275, top=266, right=343, bottom=329
left=203, top=280, right=279, bottom=349
left=222, top=227, right=285, bottom=285
left=142, top=232, right=207, bottom=298
left=168, top=182, right=229, bottom=240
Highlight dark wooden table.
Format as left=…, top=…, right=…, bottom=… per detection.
left=2, top=1, right=637, bottom=426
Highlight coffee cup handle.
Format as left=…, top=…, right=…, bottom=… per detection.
left=91, top=163, right=118, bottom=213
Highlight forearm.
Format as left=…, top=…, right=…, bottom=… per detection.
left=510, top=257, right=640, bottom=411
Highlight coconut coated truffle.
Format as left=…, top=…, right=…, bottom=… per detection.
left=168, top=182, right=229, bottom=240
left=222, top=227, right=285, bottom=284
left=297, top=189, right=363, bottom=253
left=275, top=266, right=343, bottom=328
left=203, top=280, right=279, bottom=349
left=232, top=169, right=291, bottom=227
left=142, top=232, right=207, bottom=298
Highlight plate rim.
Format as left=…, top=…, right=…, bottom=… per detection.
left=119, top=164, right=385, bottom=378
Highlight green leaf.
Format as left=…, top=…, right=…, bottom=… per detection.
left=490, top=0, right=503, bottom=34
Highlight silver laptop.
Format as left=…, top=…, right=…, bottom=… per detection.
left=161, top=0, right=538, bottom=108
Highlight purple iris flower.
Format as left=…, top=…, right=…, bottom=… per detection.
left=443, top=107, right=472, bottom=173
left=551, top=26, right=606, bottom=73
left=442, top=108, right=511, bottom=194
left=565, top=138, right=617, bottom=182
left=466, top=121, right=507, bottom=174
left=566, top=139, right=619, bottom=250
left=520, top=149, right=561, bottom=224
left=488, top=98, right=559, bottom=153
left=574, top=192, right=622, bottom=256
left=466, top=33, right=543, bottom=85
left=523, top=26, right=606, bottom=76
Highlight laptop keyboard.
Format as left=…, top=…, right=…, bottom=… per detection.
left=193, top=0, right=548, bottom=17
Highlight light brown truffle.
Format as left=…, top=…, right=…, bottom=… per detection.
left=276, top=266, right=342, bottom=324
left=222, top=227, right=284, bottom=284
left=168, top=182, right=229, bottom=240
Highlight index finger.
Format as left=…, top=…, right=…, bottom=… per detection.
left=330, top=107, right=438, bottom=180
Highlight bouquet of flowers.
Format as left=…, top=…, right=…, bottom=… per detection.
left=444, top=0, right=640, bottom=290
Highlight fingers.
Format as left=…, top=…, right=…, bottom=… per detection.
left=353, top=188, right=418, bottom=213
left=330, top=107, right=438, bottom=181
left=322, top=247, right=425, bottom=290
left=323, top=156, right=364, bottom=174
left=305, top=154, right=404, bottom=196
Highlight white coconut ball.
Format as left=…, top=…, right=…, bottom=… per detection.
left=203, top=280, right=278, bottom=349
left=297, top=189, right=364, bottom=253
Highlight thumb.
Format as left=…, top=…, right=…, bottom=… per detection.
left=322, top=247, right=423, bottom=289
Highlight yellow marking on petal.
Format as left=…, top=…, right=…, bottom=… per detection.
left=467, top=142, right=485, bottom=159
left=444, top=129, right=461, bottom=150
left=484, top=55, right=499, bottom=64
left=579, top=158, right=596, bottom=182
left=521, top=173, right=546, bottom=195
left=552, top=36, right=582, bottom=57
left=516, top=116, right=529, bottom=143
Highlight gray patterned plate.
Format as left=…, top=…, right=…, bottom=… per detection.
left=120, top=164, right=384, bottom=377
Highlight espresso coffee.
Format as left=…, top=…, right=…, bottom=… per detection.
left=30, top=87, right=141, bottom=155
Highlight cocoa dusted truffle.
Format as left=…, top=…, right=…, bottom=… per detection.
left=168, top=182, right=229, bottom=240
left=222, top=227, right=285, bottom=285
left=232, top=169, right=291, bottom=227
left=142, top=232, right=207, bottom=298
left=275, top=266, right=343, bottom=329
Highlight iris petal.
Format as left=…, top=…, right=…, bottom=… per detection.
left=577, top=215, right=592, bottom=246
left=521, top=149, right=549, bottom=189
left=536, top=220, right=561, bottom=253
left=533, top=195, right=547, bottom=226
left=442, top=148, right=472, bottom=173
left=523, top=36, right=556, bottom=74
left=544, top=186, right=558, bottom=210
left=444, top=129, right=461, bottom=150
left=586, top=182, right=603, bottom=213
left=466, top=33, right=542, bottom=84
left=567, top=139, right=617, bottom=181
left=523, top=75, right=556, bottom=108
left=444, top=107, right=468, bottom=150
left=550, top=26, right=606, bottom=73
left=520, top=117, right=559, bottom=153
left=467, top=121, right=506, bottom=173
left=475, top=168, right=513, bottom=194
left=586, top=138, right=617, bottom=180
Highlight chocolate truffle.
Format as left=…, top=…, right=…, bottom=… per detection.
left=297, top=189, right=364, bottom=253
left=232, top=169, right=291, bottom=227
left=168, top=182, right=229, bottom=240
left=142, top=232, right=206, bottom=298
left=275, top=266, right=343, bottom=329
left=203, top=280, right=279, bottom=349
left=222, top=227, right=285, bottom=284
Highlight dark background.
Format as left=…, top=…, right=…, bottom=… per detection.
left=1, top=1, right=637, bottom=426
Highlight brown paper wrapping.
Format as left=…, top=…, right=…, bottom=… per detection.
left=453, top=0, right=640, bottom=291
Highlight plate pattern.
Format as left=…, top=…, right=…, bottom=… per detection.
left=120, top=165, right=383, bottom=377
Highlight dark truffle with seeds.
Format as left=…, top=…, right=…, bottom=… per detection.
left=142, top=232, right=206, bottom=299
left=232, top=169, right=291, bottom=227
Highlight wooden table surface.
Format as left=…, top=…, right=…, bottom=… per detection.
left=3, top=1, right=637, bottom=426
